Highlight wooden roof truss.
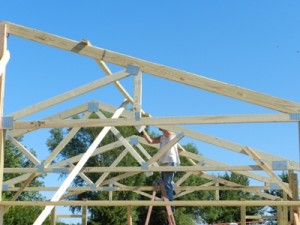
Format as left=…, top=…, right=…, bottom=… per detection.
left=0, top=21, right=300, bottom=224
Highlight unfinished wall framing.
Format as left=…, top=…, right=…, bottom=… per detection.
left=0, top=21, right=300, bottom=225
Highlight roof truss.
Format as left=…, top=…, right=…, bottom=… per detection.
left=0, top=21, right=300, bottom=224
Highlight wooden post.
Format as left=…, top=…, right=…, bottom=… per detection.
left=215, top=182, right=219, bottom=201
left=282, top=192, right=289, bottom=225
left=289, top=170, right=299, bottom=225
left=0, top=22, right=8, bottom=225
left=50, top=207, right=56, bottom=225
left=277, top=205, right=285, bottom=225
left=240, top=205, right=246, bottom=225
left=127, top=205, right=132, bottom=225
left=82, top=199, right=88, bottom=225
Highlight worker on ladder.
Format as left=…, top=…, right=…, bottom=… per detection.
left=142, top=128, right=181, bottom=213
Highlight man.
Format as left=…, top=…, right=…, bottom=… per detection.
left=142, top=128, right=180, bottom=211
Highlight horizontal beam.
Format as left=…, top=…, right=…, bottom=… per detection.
left=10, top=113, right=297, bottom=129
left=4, top=21, right=300, bottom=113
left=4, top=186, right=268, bottom=192
left=1, top=200, right=300, bottom=207
left=3, top=165, right=265, bottom=173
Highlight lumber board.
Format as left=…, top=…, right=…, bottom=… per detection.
left=4, top=21, right=300, bottom=113
left=2, top=200, right=300, bottom=207
left=3, top=165, right=266, bottom=173
left=243, top=147, right=292, bottom=197
left=10, top=113, right=298, bottom=129
left=8, top=69, right=130, bottom=120
left=0, top=23, right=7, bottom=210
left=4, top=185, right=269, bottom=192
left=9, top=137, right=40, bottom=165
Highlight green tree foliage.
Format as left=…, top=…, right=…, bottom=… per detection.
left=3, top=138, right=49, bottom=225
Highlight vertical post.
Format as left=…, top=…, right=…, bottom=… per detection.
left=277, top=205, right=284, bottom=225
left=289, top=170, right=299, bottom=225
left=130, top=65, right=142, bottom=121
left=0, top=22, right=8, bottom=225
left=109, top=181, right=113, bottom=201
left=282, top=192, right=289, bottom=225
left=50, top=207, right=56, bottom=225
left=215, top=182, right=219, bottom=200
left=127, top=205, right=132, bottom=225
left=82, top=199, right=88, bottom=225
left=240, top=199, right=246, bottom=225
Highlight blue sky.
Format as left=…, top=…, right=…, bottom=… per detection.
left=1, top=1, right=300, bottom=224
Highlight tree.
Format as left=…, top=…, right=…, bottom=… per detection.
left=3, top=138, right=50, bottom=225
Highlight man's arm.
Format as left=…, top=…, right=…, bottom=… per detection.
left=142, top=130, right=160, bottom=144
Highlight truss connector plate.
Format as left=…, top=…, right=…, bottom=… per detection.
left=1, top=117, right=13, bottom=129
left=135, top=112, right=141, bottom=121
left=52, top=168, right=68, bottom=173
left=129, top=137, right=139, bottom=145
left=141, top=162, right=149, bottom=170
left=88, top=102, right=99, bottom=112
left=2, top=184, right=8, bottom=191
left=289, top=113, right=300, bottom=121
left=91, top=184, right=97, bottom=190
left=109, top=180, right=116, bottom=185
left=126, top=64, right=140, bottom=76
left=270, top=183, right=281, bottom=191
left=272, top=161, right=288, bottom=170
left=37, top=164, right=45, bottom=173
left=103, top=186, right=115, bottom=191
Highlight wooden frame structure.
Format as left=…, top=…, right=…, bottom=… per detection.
left=0, top=21, right=300, bottom=225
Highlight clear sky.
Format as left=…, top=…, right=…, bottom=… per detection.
left=1, top=1, right=300, bottom=224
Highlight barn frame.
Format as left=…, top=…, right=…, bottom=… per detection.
left=0, top=21, right=300, bottom=225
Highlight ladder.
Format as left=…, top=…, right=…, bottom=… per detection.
left=144, top=179, right=176, bottom=225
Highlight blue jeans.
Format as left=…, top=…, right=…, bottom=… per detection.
left=161, top=162, right=176, bottom=212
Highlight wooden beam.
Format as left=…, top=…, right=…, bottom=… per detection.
left=0, top=22, right=7, bottom=225
left=2, top=200, right=300, bottom=207
left=133, top=69, right=142, bottom=120
left=10, top=113, right=298, bottom=129
left=82, top=200, right=88, bottom=225
left=8, top=69, right=130, bottom=120
left=9, top=137, right=40, bottom=165
left=127, top=205, right=132, bottom=225
left=3, top=165, right=272, bottom=173
left=5, top=21, right=300, bottom=113
left=243, top=147, right=292, bottom=197
left=4, top=185, right=269, bottom=192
